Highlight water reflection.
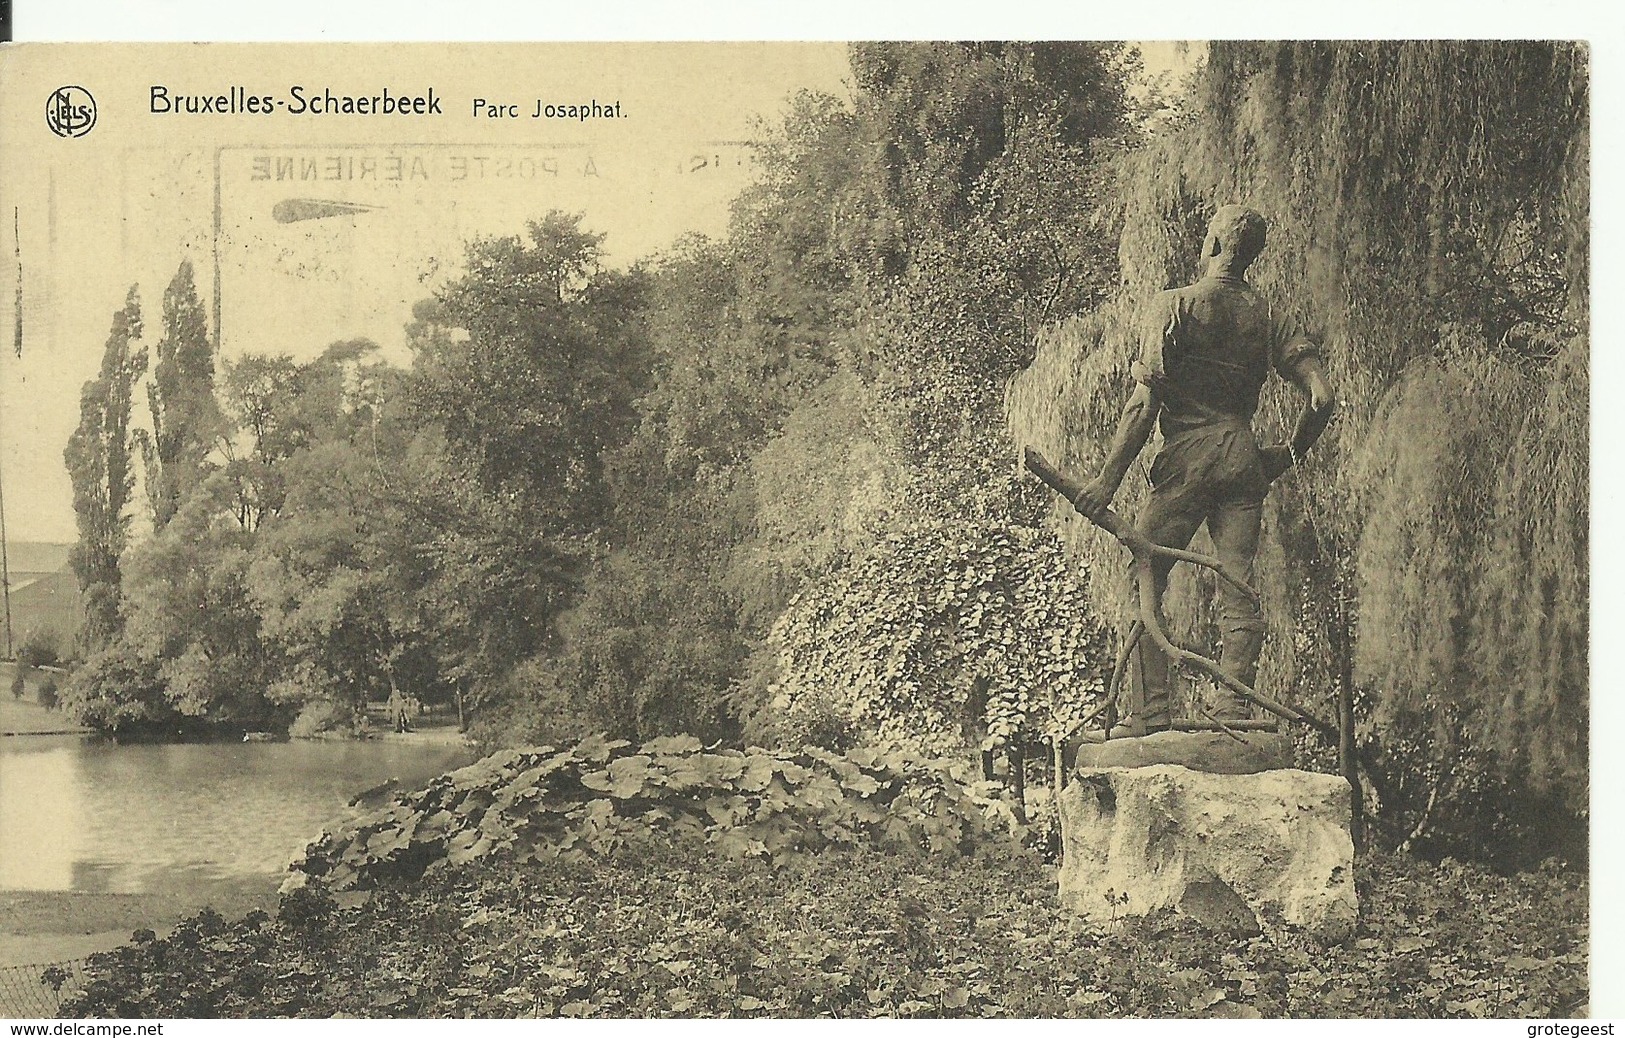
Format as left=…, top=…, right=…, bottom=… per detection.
left=0, top=738, right=472, bottom=898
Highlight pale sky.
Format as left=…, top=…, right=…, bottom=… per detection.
left=0, top=43, right=853, bottom=543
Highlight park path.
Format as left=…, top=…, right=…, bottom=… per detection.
left=1, top=664, right=88, bottom=737
left=1, top=697, right=89, bottom=737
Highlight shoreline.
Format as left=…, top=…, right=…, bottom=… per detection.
left=0, top=885, right=283, bottom=968
left=1, top=693, right=469, bottom=747
left=0, top=696, right=92, bottom=738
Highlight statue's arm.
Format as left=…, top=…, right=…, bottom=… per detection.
left=1069, top=383, right=1160, bottom=519
left=1262, top=355, right=1336, bottom=481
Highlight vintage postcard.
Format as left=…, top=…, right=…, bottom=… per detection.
left=0, top=41, right=1592, bottom=1021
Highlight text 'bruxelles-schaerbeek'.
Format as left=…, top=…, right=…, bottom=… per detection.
left=150, top=86, right=444, bottom=116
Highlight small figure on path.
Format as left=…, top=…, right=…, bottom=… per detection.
left=1068, top=205, right=1336, bottom=734
left=388, top=687, right=411, bottom=734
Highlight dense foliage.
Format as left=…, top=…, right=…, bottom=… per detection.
left=470, top=43, right=1137, bottom=756
left=63, top=845, right=1584, bottom=1019
left=763, top=519, right=1109, bottom=756
left=59, top=217, right=644, bottom=735
left=1348, top=341, right=1587, bottom=814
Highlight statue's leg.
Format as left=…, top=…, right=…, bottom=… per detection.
left=1131, top=484, right=1206, bottom=734
left=1207, top=495, right=1265, bottom=719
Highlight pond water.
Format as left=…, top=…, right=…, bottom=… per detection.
left=0, top=736, right=473, bottom=900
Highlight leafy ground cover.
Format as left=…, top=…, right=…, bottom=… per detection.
left=292, top=735, right=1024, bottom=891
left=62, top=842, right=1584, bottom=1019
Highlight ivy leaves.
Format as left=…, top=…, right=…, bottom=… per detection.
left=293, top=735, right=1020, bottom=891
left=768, top=517, right=1111, bottom=755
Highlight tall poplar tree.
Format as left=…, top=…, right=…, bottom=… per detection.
left=64, top=286, right=147, bottom=652
left=143, top=259, right=221, bottom=528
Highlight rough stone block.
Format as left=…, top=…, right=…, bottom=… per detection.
left=1058, top=764, right=1356, bottom=937
left=1072, top=730, right=1291, bottom=774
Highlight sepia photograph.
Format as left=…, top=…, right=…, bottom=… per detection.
left=0, top=34, right=1593, bottom=1020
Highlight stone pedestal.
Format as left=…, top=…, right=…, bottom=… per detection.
left=1057, top=733, right=1356, bottom=938
left=1072, top=729, right=1292, bottom=774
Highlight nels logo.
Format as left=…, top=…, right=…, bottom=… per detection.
left=46, top=86, right=97, bottom=138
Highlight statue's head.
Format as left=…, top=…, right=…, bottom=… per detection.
left=1203, top=204, right=1268, bottom=272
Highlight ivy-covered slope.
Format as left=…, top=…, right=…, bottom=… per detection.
left=293, top=735, right=1024, bottom=891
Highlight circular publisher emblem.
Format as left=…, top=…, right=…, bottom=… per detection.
left=46, top=86, right=97, bottom=138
